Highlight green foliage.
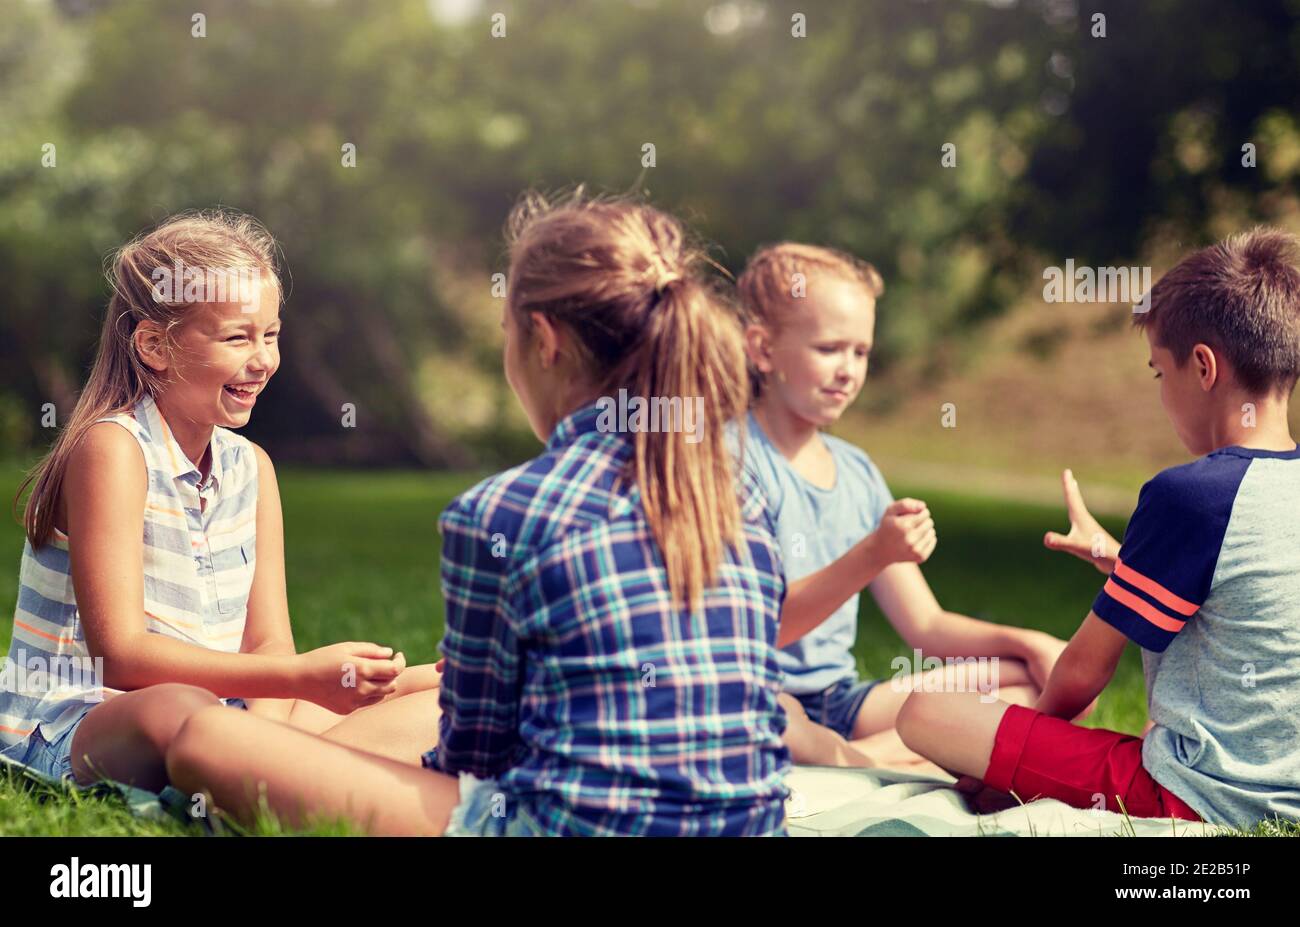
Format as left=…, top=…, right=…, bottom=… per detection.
left=3, top=0, right=1300, bottom=466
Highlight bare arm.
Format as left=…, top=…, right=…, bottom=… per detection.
left=779, top=535, right=890, bottom=649
left=239, top=443, right=295, bottom=656
left=66, top=424, right=398, bottom=711
left=777, top=498, right=934, bottom=649
left=237, top=443, right=298, bottom=720
left=869, top=562, right=1067, bottom=686
left=1034, top=610, right=1128, bottom=721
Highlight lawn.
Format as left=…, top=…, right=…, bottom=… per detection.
left=0, top=463, right=1279, bottom=836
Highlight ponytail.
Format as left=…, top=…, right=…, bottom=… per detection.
left=506, top=191, right=749, bottom=607
left=626, top=275, right=749, bottom=607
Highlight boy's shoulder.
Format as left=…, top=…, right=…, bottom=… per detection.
left=1137, top=452, right=1256, bottom=521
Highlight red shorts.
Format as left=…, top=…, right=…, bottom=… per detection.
left=983, top=704, right=1201, bottom=821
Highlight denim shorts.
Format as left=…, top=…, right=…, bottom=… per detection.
left=12, top=697, right=249, bottom=786
left=421, top=761, right=548, bottom=837
left=12, top=720, right=80, bottom=784
left=790, top=677, right=880, bottom=739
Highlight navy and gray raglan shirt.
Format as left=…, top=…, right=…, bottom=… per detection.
left=1092, top=444, right=1300, bottom=828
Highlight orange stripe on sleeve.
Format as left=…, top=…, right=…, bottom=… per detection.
left=1102, top=578, right=1187, bottom=633
left=13, top=619, right=77, bottom=647
left=144, top=611, right=200, bottom=631
left=1114, top=558, right=1199, bottom=616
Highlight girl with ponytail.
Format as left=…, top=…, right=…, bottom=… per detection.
left=165, top=192, right=793, bottom=836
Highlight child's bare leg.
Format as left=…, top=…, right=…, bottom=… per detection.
left=809, top=662, right=1035, bottom=774
left=778, top=693, right=872, bottom=767
left=895, top=691, right=1013, bottom=780
left=998, top=685, right=1038, bottom=708
left=255, top=661, right=444, bottom=737
left=290, top=662, right=443, bottom=762
left=847, top=729, right=949, bottom=777
left=317, top=688, right=442, bottom=764
left=69, top=683, right=223, bottom=791
left=382, top=662, right=442, bottom=698
left=852, top=657, right=1038, bottom=740
left=164, top=704, right=460, bottom=835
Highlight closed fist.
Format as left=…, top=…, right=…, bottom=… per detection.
left=873, top=498, right=937, bottom=565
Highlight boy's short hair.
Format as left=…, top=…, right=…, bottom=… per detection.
left=1136, top=226, right=1300, bottom=395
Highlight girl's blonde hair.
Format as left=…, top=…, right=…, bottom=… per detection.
left=16, top=209, right=281, bottom=549
left=736, top=242, right=884, bottom=399
left=505, top=190, right=748, bottom=608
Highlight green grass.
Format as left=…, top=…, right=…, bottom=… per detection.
left=852, top=483, right=1146, bottom=736
left=0, top=464, right=1268, bottom=835
left=0, top=462, right=484, bottom=837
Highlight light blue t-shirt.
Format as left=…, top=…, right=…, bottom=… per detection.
left=735, top=411, right=894, bottom=695
left=1092, top=445, right=1300, bottom=828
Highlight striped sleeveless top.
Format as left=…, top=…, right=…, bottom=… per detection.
left=0, top=394, right=259, bottom=757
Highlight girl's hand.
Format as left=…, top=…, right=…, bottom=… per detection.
left=1043, top=469, right=1120, bottom=574
left=870, top=498, right=937, bottom=566
left=295, top=642, right=406, bottom=714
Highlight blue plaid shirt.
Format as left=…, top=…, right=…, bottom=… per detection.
left=423, top=401, right=791, bottom=836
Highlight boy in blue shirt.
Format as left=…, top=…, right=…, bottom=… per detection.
left=898, top=228, right=1300, bottom=828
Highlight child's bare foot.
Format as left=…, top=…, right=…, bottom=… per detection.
left=849, top=730, right=948, bottom=777
left=779, top=693, right=873, bottom=766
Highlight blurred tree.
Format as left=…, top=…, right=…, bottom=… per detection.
left=2, top=0, right=1298, bottom=464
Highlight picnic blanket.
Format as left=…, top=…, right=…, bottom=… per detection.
left=1, top=752, right=195, bottom=828
left=785, top=765, right=1220, bottom=837
left=5, top=752, right=1219, bottom=836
